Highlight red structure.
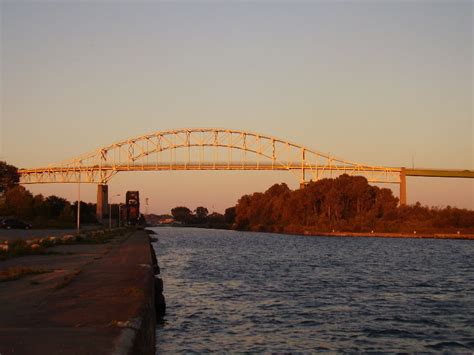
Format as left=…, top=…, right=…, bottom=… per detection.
left=126, top=191, right=140, bottom=225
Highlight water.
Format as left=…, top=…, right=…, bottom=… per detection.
left=152, top=227, right=474, bottom=352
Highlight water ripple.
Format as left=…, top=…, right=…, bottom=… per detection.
left=154, top=227, right=474, bottom=353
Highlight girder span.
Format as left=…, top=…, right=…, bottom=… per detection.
left=18, top=128, right=401, bottom=184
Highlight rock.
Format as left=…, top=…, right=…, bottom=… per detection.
left=155, top=292, right=166, bottom=318
left=154, top=277, right=166, bottom=317
left=155, top=277, right=163, bottom=293
left=62, top=234, right=76, bottom=243
left=30, top=243, right=41, bottom=250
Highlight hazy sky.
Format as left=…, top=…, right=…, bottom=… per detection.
left=1, top=0, right=473, bottom=213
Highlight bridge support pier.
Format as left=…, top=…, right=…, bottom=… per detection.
left=400, top=168, right=407, bottom=206
left=96, top=184, right=109, bottom=222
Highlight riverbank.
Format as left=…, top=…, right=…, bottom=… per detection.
left=0, top=229, right=159, bottom=355
left=299, top=230, right=474, bottom=240
left=150, top=224, right=474, bottom=240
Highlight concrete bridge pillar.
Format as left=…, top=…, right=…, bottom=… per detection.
left=97, top=184, right=109, bottom=222
left=400, top=168, right=407, bottom=206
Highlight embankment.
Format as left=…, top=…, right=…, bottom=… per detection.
left=0, top=229, right=163, bottom=355
left=300, top=231, right=474, bottom=240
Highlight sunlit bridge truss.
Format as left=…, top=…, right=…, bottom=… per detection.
left=19, top=128, right=402, bottom=185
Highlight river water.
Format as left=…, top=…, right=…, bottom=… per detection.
left=152, top=227, right=474, bottom=352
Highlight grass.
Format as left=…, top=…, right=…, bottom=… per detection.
left=0, top=267, right=51, bottom=282
left=0, top=227, right=130, bottom=260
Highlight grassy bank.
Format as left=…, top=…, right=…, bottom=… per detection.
left=0, top=228, right=129, bottom=260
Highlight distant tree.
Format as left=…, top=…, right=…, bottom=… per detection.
left=194, top=206, right=209, bottom=223
left=224, top=207, right=236, bottom=225
left=232, top=174, right=409, bottom=233
left=171, top=206, right=192, bottom=223
left=72, top=201, right=98, bottom=224
left=0, top=185, right=34, bottom=218
left=374, top=187, right=398, bottom=218
left=44, top=195, right=69, bottom=218
left=0, top=161, right=19, bottom=194
left=59, top=203, right=74, bottom=225
left=207, top=212, right=226, bottom=227
left=32, top=194, right=48, bottom=218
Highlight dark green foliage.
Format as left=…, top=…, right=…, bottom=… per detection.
left=168, top=206, right=228, bottom=229
left=44, top=195, right=69, bottom=219
left=0, top=161, right=19, bottom=194
left=0, top=185, right=34, bottom=218
left=171, top=206, right=193, bottom=223
left=0, top=161, right=97, bottom=227
left=72, top=201, right=98, bottom=224
left=194, top=206, right=209, bottom=223
left=233, top=175, right=474, bottom=234
left=224, top=207, right=236, bottom=225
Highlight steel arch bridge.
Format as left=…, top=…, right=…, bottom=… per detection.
left=18, top=128, right=474, bottom=212
left=19, top=128, right=402, bottom=185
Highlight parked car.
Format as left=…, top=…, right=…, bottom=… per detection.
left=0, top=218, right=32, bottom=230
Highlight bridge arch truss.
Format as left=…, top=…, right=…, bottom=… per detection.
left=19, top=128, right=401, bottom=185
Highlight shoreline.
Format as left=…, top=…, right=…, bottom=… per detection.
left=300, top=231, right=474, bottom=240
left=147, top=225, right=474, bottom=241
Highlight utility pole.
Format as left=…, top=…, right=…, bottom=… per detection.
left=76, top=182, right=81, bottom=233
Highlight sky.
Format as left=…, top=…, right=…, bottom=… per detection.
left=1, top=0, right=473, bottom=214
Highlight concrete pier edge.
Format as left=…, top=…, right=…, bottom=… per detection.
left=0, top=228, right=163, bottom=355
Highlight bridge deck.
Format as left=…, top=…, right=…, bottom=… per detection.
left=404, top=169, right=474, bottom=178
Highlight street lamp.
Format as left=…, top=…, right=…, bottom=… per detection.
left=76, top=182, right=81, bottom=233
left=109, top=194, right=121, bottom=229
left=118, top=203, right=123, bottom=227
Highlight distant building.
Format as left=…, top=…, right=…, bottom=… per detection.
left=159, top=218, right=175, bottom=225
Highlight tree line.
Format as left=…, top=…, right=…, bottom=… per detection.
left=232, top=175, right=474, bottom=234
left=0, top=161, right=97, bottom=227
left=169, top=206, right=235, bottom=229
left=160, top=174, right=474, bottom=234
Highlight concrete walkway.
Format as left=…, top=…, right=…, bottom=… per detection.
left=0, top=230, right=155, bottom=355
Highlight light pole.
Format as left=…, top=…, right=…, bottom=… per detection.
left=118, top=203, right=123, bottom=227
left=109, top=194, right=120, bottom=229
left=76, top=182, right=81, bottom=233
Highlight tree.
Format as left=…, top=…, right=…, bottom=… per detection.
left=32, top=194, right=48, bottom=218
left=224, top=207, right=236, bottom=225
left=194, top=206, right=209, bottom=223
left=171, top=206, right=192, bottom=223
left=0, top=161, right=19, bottom=194
left=232, top=174, right=407, bottom=233
left=59, top=203, right=74, bottom=225
left=44, top=195, right=69, bottom=218
left=0, top=185, right=34, bottom=218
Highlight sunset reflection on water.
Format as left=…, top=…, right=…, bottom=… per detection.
left=154, top=227, right=474, bottom=352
